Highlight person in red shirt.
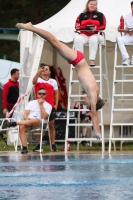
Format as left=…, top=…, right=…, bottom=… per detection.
left=2, top=68, right=19, bottom=117
left=32, top=64, right=58, bottom=152
left=1, top=68, right=19, bottom=143
left=74, top=0, right=106, bottom=67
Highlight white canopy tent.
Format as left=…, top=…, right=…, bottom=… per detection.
left=17, top=0, right=132, bottom=124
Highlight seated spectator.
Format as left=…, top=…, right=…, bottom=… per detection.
left=74, top=92, right=92, bottom=146
left=74, top=0, right=106, bottom=67
left=117, top=1, right=133, bottom=66
left=7, top=88, right=52, bottom=154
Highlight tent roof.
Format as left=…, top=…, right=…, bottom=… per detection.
left=35, top=0, right=132, bottom=43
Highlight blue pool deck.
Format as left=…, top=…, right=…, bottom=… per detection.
left=0, top=152, right=133, bottom=200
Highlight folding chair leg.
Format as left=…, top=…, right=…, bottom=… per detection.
left=38, top=119, right=52, bottom=152
left=14, top=134, right=19, bottom=153
left=39, top=120, right=44, bottom=153
left=14, top=125, right=20, bottom=153
left=14, top=141, right=17, bottom=153
left=48, top=126, right=52, bottom=151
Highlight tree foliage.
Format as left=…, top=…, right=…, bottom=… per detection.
left=0, top=0, right=70, bottom=61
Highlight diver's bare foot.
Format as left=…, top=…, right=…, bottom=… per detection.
left=15, top=22, right=32, bottom=30
left=90, top=60, right=95, bottom=67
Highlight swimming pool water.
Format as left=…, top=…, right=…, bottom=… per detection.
left=0, top=154, right=133, bottom=200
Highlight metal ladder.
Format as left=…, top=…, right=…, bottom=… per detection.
left=109, top=42, right=133, bottom=154
left=65, top=31, right=110, bottom=154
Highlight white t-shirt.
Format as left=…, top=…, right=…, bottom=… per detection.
left=25, top=100, right=52, bottom=120
left=124, top=13, right=133, bottom=29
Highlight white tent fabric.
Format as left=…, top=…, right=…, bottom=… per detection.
left=12, top=31, right=44, bottom=122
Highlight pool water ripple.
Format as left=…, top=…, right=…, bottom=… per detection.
left=0, top=154, right=133, bottom=200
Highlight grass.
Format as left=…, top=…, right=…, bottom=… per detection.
left=0, top=135, right=133, bottom=152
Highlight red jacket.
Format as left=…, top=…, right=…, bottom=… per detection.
left=2, top=79, right=19, bottom=109
left=75, top=11, right=106, bottom=36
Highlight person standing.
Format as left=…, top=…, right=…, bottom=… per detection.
left=32, top=64, right=58, bottom=151
left=117, top=1, right=133, bottom=66
left=2, top=68, right=19, bottom=117
left=74, top=0, right=106, bottom=67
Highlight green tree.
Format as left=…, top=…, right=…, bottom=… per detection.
left=0, top=0, right=70, bottom=61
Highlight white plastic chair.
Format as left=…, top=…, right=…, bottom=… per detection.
left=0, top=118, right=21, bottom=152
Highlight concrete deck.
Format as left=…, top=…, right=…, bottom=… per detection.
left=0, top=150, right=132, bottom=156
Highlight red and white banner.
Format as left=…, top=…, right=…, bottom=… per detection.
left=52, top=66, right=68, bottom=108
left=6, top=94, right=27, bottom=118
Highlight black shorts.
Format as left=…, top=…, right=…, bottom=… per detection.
left=49, top=107, right=56, bottom=121
left=7, top=105, right=14, bottom=118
